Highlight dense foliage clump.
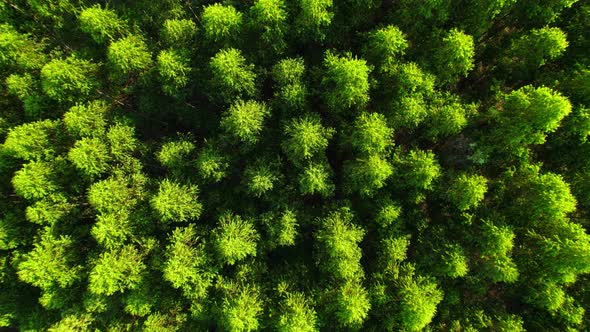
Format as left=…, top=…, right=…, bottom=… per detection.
left=1, top=1, right=590, bottom=331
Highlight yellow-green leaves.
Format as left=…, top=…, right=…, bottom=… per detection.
left=151, top=179, right=202, bottom=223
left=213, top=212, right=259, bottom=265
left=161, top=19, right=197, bottom=47
left=68, top=137, right=110, bottom=178
left=12, top=161, right=59, bottom=200
left=63, top=100, right=109, bottom=138
left=88, top=245, right=146, bottom=295
left=432, top=29, right=475, bottom=84
left=80, top=5, right=127, bottom=44
left=322, top=51, right=371, bottom=112
left=108, top=35, right=152, bottom=75
left=210, top=48, right=257, bottom=102
left=157, top=49, right=191, bottom=97
left=41, top=56, right=99, bottom=103
left=446, top=173, right=488, bottom=211
left=17, top=230, right=82, bottom=289
left=350, top=112, right=394, bottom=155
left=221, top=100, right=270, bottom=145
left=163, top=225, right=214, bottom=301
left=202, top=4, right=243, bottom=45
left=283, top=114, right=335, bottom=164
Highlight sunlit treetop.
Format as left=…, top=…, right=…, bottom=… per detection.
left=3, top=119, right=62, bottom=161
left=41, top=56, right=99, bottom=103
left=150, top=179, right=203, bottom=223
left=282, top=114, right=335, bottom=164
left=350, top=112, right=394, bottom=155
left=432, top=28, right=475, bottom=85
left=210, top=48, right=257, bottom=102
left=509, top=27, right=569, bottom=69
left=322, top=51, right=372, bottom=112
left=79, top=4, right=128, bottom=44
left=220, top=100, right=270, bottom=145
left=108, top=35, right=153, bottom=75
left=202, top=3, right=243, bottom=46
left=161, top=19, right=197, bottom=46
left=63, top=100, right=110, bottom=138
left=365, top=25, right=409, bottom=70
left=296, top=0, right=334, bottom=41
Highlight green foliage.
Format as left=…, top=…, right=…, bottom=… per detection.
left=350, top=112, right=394, bottom=154
left=389, top=95, right=429, bottom=130
left=276, top=291, right=318, bottom=332
left=432, top=29, right=475, bottom=84
left=508, top=27, right=569, bottom=69
left=41, top=56, right=99, bottom=103
left=3, top=2, right=590, bottom=331
left=91, top=212, right=133, bottom=249
left=25, top=194, right=72, bottom=225
left=446, top=173, right=488, bottom=211
left=106, top=123, right=138, bottom=160
left=157, top=138, right=195, bottom=170
left=3, top=119, right=61, bottom=161
left=12, top=161, right=59, bottom=200
left=244, top=161, right=279, bottom=197
left=397, top=267, right=444, bottom=331
left=272, top=58, right=308, bottom=110
left=390, top=62, right=436, bottom=96
left=0, top=212, right=25, bottom=250
left=437, top=244, right=469, bottom=278
left=47, top=314, right=93, bottom=332
left=514, top=0, right=579, bottom=26
left=88, top=244, right=146, bottom=295
left=479, top=221, right=520, bottom=283
left=202, top=4, right=243, bottom=45
left=68, top=137, right=111, bottom=177
left=221, top=100, right=270, bottom=145
left=250, top=0, right=287, bottom=53
left=316, top=208, right=365, bottom=280
left=210, top=48, right=257, bottom=102
left=394, top=149, right=441, bottom=191
left=88, top=176, right=138, bottom=214
left=0, top=23, right=46, bottom=70
left=521, top=171, right=576, bottom=222
left=143, top=311, right=187, bottom=332
left=79, top=4, right=127, bottom=44
left=213, top=212, right=259, bottom=265
left=344, top=154, right=393, bottom=197
left=163, top=225, right=215, bottom=301
left=263, top=209, right=299, bottom=248
left=151, top=179, right=202, bottom=223
left=492, top=85, right=572, bottom=148
left=6, top=73, right=35, bottom=100
left=333, top=280, right=371, bottom=329
left=157, top=49, right=191, bottom=96
left=63, top=100, right=109, bottom=138
left=296, top=0, right=334, bottom=41
left=494, top=314, right=525, bottom=332
left=380, top=236, right=410, bottom=272
left=161, top=19, right=197, bottom=46
left=218, top=282, right=263, bottom=331
left=365, top=25, right=408, bottom=70
left=322, top=51, right=371, bottom=112
left=195, top=143, right=230, bottom=183
left=108, top=35, right=153, bottom=75
left=282, top=114, right=335, bottom=164
left=375, top=201, right=402, bottom=228
left=17, top=230, right=82, bottom=289
left=425, top=93, right=476, bottom=139
left=298, top=162, right=335, bottom=197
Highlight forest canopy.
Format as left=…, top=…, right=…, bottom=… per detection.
left=1, top=0, right=590, bottom=331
